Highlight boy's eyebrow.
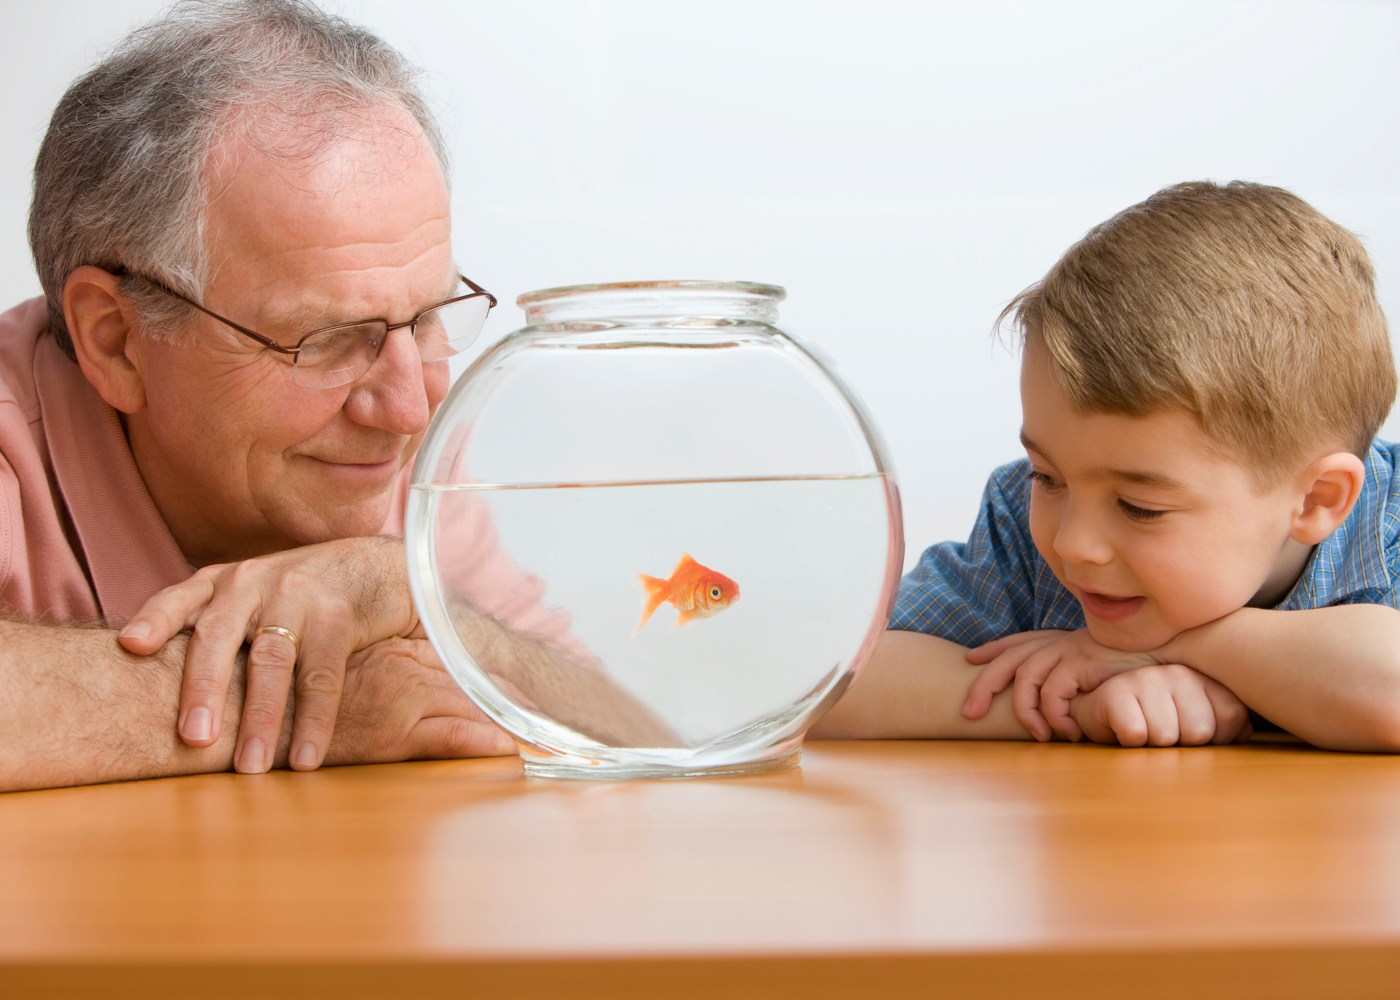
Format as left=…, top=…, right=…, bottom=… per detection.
left=1019, top=430, right=1191, bottom=491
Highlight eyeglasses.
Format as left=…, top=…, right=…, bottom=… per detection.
left=111, top=268, right=497, bottom=389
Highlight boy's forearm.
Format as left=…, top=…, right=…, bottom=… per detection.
left=0, top=620, right=249, bottom=792
left=810, top=629, right=1033, bottom=740
left=1162, top=605, right=1400, bottom=752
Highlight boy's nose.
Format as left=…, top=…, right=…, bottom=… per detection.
left=1052, top=505, right=1113, bottom=566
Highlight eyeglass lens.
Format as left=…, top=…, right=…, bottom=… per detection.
left=291, top=294, right=492, bottom=389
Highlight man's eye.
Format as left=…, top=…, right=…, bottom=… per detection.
left=415, top=310, right=448, bottom=346
left=298, top=328, right=356, bottom=365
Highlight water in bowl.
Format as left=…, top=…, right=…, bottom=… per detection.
left=409, top=471, right=898, bottom=778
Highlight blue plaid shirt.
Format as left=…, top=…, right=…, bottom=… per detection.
left=890, top=439, right=1400, bottom=645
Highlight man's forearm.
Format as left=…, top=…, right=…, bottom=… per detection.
left=810, top=629, right=1033, bottom=740
left=452, top=608, right=681, bottom=748
left=0, top=620, right=248, bottom=792
left=1163, top=605, right=1400, bottom=751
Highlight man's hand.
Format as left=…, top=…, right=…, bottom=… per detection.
left=0, top=623, right=513, bottom=793
left=116, top=536, right=417, bottom=774
left=1067, top=663, right=1253, bottom=747
left=324, top=637, right=516, bottom=764
left=962, top=628, right=1157, bottom=741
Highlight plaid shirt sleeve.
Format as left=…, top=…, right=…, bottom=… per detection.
left=889, top=459, right=1050, bottom=646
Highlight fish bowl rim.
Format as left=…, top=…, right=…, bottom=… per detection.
left=516, top=279, right=787, bottom=310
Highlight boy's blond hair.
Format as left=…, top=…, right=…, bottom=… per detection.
left=1002, top=180, right=1395, bottom=483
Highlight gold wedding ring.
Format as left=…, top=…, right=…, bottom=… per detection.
left=256, top=624, right=301, bottom=651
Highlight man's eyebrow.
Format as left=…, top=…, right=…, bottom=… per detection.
left=1018, top=430, right=1190, bottom=491
left=255, top=274, right=462, bottom=333
left=256, top=301, right=331, bottom=334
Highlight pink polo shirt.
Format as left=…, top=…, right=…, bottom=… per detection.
left=0, top=298, right=187, bottom=624
left=0, top=297, right=570, bottom=642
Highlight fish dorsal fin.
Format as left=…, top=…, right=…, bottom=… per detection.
left=673, top=552, right=701, bottom=575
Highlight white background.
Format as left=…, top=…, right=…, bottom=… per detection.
left=6, top=0, right=1399, bottom=568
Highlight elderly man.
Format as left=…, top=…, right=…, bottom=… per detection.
left=0, top=0, right=563, bottom=791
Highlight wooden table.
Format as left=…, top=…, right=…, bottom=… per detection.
left=4, top=739, right=1400, bottom=998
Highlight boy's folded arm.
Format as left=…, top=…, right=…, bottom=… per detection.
left=1161, top=604, right=1400, bottom=752
left=810, top=629, right=1035, bottom=740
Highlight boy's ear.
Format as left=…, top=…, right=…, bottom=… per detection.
left=62, top=265, right=147, bottom=414
left=1291, top=451, right=1367, bottom=545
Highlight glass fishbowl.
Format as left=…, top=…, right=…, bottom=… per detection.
left=405, top=280, right=902, bottom=779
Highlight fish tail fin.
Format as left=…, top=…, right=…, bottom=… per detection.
left=634, top=574, right=670, bottom=636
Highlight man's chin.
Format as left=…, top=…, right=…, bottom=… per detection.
left=288, top=498, right=396, bottom=546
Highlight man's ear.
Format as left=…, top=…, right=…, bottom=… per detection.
left=62, top=265, right=146, bottom=414
left=1291, top=451, right=1367, bottom=545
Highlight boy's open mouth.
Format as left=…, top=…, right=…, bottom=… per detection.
left=1077, top=589, right=1146, bottom=622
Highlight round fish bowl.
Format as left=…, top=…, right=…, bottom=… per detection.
left=406, top=280, right=903, bottom=778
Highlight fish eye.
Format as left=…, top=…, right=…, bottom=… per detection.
left=710, top=586, right=722, bottom=600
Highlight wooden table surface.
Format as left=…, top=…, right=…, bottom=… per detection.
left=4, top=738, right=1400, bottom=999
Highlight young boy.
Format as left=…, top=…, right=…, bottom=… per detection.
left=812, top=180, right=1400, bottom=751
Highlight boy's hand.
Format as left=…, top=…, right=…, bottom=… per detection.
left=1068, top=663, right=1253, bottom=747
left=963, top=628, right=1156, bottom=741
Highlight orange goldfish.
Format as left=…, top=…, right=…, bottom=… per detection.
left=635, top=553, right=740, bottom=634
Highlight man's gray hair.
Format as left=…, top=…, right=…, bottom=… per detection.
left=29, top=0, right=449, bottom=358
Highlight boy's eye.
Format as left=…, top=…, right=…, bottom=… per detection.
left=1119, top=499, right=1166, bottom=522
left=1027, top=469, right=1063, bottom=492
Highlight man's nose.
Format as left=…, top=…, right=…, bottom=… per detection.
left=1052, top=501, right=1112, bottom=566
left=343, top=324, right=432, bottom=434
